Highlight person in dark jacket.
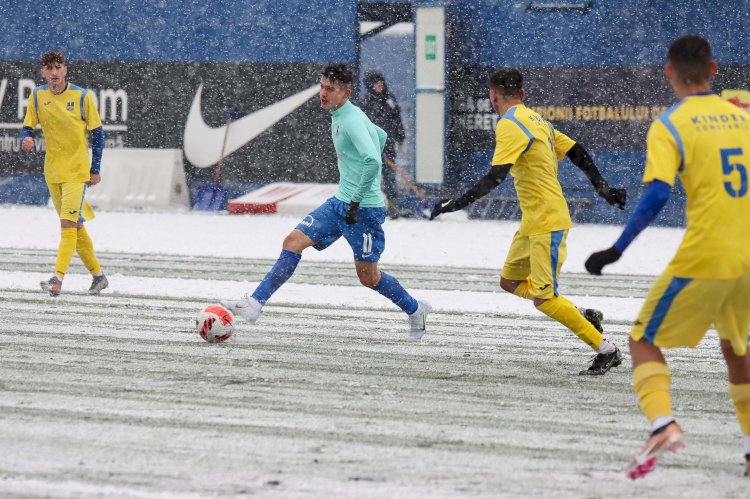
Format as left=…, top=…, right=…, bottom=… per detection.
left=361, top=70, right=407, bottom=218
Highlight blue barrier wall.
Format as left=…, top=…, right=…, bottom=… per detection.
left=4, top=0, right=742, bottom=71
left=449, top=0, right=749, bottom=67
left=0, top=0, right=357, bottom=63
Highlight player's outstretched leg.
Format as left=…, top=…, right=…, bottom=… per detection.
left=371, top=270, right=429, bottom=340
left=579, top=306, right=622, bottom=374
left=577, top=307, right=623, bottom=374
left=223, top=249, right=301, bottom=323
left=222, top=294, right=263, bottom=323
left=408, top=301, right=432, bottom=340
left=626, top=421, right=685, bottom=480
left=41, top=226, right=77, bottom=296
left=77, top=225, right=108, bottom=294
left=536, top=295, right=620, bottom=374
left=627, top=358, right=683, bottom=478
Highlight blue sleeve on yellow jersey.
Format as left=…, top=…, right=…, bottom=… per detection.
left=614, top=180, right=671, bottom=253
left=90, top=126, right=105, bottom=174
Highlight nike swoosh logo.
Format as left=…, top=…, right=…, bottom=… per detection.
left=183, top=83, right=319, bottom=168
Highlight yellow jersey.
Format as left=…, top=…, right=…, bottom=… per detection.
left=23, top=82, right=102, bottom=183
left=644, top=93, right=750, bottom=278
left=492, top=103, right=577, bottom=235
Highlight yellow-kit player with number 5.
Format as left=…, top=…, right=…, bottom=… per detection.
left=587, top=34, right=750, bottom=479
left=20, top=51, right=109, bottom=296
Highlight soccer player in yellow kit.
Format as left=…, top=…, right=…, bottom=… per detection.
left=20, top=51, right=108, bottom=296
left=431, top=68, right=627, bottom=374
left=586, top=34, right=750, bottom=479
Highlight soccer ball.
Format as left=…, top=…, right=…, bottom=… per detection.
left=195, top=304, right=235, bottom=343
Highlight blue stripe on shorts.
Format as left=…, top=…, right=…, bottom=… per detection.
left=644, top=277, right=692, bottom=343
left=550, top=230, right=565, bottom=296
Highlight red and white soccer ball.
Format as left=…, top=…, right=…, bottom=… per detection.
left=195, top=304, right=235, bottom=343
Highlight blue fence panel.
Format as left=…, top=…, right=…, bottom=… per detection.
left=0, top=175, right=49, bottom=205
left=448, top=0, right=750, bottom=67
left=0, top=0, right=357, bottom=63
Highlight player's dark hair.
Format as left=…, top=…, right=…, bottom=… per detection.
left=488, top=68, right=523, bottom=97
left=667, top=34, right=712, bottom=85
left=322, top=64, right=354, bottom=87
left=40, top=51, right=66, bottom=67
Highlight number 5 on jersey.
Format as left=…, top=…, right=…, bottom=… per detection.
left=720, top=147, right=748, bottom=198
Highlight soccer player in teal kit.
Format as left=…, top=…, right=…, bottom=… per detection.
left=222, top=64, right=430, bottom=339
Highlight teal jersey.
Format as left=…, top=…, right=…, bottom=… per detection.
left=330, top=100, right=386, bottom=207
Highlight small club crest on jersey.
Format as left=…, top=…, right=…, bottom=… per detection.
left=66, top=101, right=75, bottom=112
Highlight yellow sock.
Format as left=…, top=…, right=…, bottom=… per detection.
left=54, top=227, right=77, bottom=278
left=633, top=362, right=672, bottom=423
left=512, top=279, right=533, bottom=300
left=536, top=295, right=603, bottom=349
left=76, top=226, right=101, bottom=275
left=729, top=383, right=750, bottom=435
left=556, top=295, right=578, bottom=309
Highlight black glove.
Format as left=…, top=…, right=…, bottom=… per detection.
left=345, top=201, right=360, bottom=225
left=429, top=199, right=461, bottom=220
left=585, top=246, right=622, bottom=275
left=597, top=184, right=627, bottom=210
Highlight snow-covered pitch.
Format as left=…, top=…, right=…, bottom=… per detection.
left=1, top=205, right=747, bottom=498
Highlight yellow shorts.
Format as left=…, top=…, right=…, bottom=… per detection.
left=500, top=229, right=568, bottom=299
left=631, top=273, right=750, bottom=356
left=47, top=181, right=95, bottom=223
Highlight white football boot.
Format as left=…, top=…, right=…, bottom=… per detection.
left=408, top=300, right=431, bottom=340
left=221, top=294, right=263, bottom=323
left=626, top=421, right=685, bottom=480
